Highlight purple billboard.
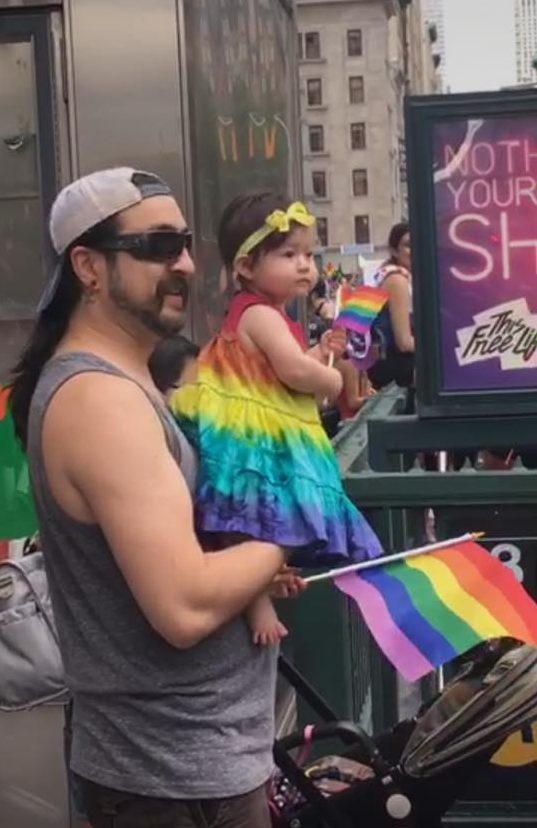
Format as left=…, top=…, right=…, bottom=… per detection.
left=433, top=116, right=537, bottom=391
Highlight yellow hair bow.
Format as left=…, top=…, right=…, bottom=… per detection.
left=234, top=201, right=316, bottom=263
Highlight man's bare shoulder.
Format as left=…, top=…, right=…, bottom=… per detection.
left=49, top=370, right=153, bottom=414
left=44, top=370, right=164, bottom=452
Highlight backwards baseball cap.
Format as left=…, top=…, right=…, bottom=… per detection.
left=38, top=166, right=173, bottom=312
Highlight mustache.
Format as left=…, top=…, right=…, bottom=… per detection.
left=156, top=275, right=190, bottom=304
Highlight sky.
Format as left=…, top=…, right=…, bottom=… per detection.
left=444, top=0, right=517, bottom=92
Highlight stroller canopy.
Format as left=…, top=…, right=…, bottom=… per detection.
left=401, top=642, right=537, bottom=778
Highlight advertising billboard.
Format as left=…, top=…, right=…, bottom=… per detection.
left=407, top=91, right=537, bottom=416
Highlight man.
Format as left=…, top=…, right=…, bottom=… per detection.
left=10, top=168, right=301, bottom=827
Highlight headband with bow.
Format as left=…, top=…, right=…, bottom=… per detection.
left=234, top=201, right=316, bottom=263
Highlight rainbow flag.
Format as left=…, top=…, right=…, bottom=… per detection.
left=0, top=386, right=38, bottom=541
left=323, top=262, right=337, bottom=279
left=335, top=540, right=537, bottom=682
left=335, top=285, right=389, bottom=335
left=334, top=285, right=389, bottom=369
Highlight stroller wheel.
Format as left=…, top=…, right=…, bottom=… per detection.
left=386, top=793, right=412, bottom=821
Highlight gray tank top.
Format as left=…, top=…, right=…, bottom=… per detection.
left=27, top=353, right=277, bottom=798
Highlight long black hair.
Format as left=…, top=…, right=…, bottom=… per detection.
left=388, top=222, right=410, bottom=264
left=10, top=215, right=118, bottom=448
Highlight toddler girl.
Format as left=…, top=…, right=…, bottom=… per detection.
left=171, top=192, right=383, bottom=644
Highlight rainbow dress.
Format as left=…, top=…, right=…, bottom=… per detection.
left=170, top=292, right=383, bottom=566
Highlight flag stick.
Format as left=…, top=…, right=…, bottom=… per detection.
left=321, top=284, right=342, bottom=409
left=304, top=532, right=484, bottom=584
left=327, top=284, right=342, bottom=370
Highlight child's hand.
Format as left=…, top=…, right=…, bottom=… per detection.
left=269, top=565, right=308, bottom=599
left=319, top=328, right=347, bottom=362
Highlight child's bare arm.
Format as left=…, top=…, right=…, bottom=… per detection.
left=238, top=305, right=342, bottom=398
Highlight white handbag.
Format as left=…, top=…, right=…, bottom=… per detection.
left=0, top=550, right=67, bottom=711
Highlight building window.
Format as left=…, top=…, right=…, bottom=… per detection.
left=354, top=215, right=370, bottom=244
left=317, top=217, right=328, bottom=247
left=304, top=31, right=321, bottom=60
left=312, top=171, right=327, bottom=198
left=308, top=125, right=324, bottom=153
left=352, top=169, right=368, bottom=197
left=307, top=78, right=323, bottom=107
left=349, top=76, right=365, bottom=104
left=350, top=122, right=366, bottom=150
left=347, top=29, right=363, bottom=57
left=297, top=33, right=303, bottom=60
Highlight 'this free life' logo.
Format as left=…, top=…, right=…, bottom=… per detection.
left=455, top=298, right=537, bottom=371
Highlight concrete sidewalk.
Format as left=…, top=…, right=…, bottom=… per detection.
left=0, top=704, right=69, bottom=827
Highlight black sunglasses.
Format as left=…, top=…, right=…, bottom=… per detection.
left=96, top=230, right=193, bottom=263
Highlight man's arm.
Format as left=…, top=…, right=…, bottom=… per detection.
left=43, top=373, right=284, bottom=648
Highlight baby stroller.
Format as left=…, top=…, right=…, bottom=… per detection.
left=271, top=640, right=537, bottom=827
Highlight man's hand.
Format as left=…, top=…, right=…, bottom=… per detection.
left=319, top=327, right=347, bottom=362
left=269, top=565, right=308, bottom=599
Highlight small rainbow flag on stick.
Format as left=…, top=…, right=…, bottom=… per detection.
left=333, top=285, right=389, bottom=369
left=306, top=535, right=537, bottom=682
left=0, top=386, right=38, bottom=541
left=334, top=284, right=389, bottom=336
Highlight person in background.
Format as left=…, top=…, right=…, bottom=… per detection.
left=148, top=334, right=200, bottom=399
left=480, top=447, right=537, bottom=471
left=307, top=276, right=334, bottom=347
left=341, top=271, right=358, bottom=290
left=367, top=222, right=414, bottom=394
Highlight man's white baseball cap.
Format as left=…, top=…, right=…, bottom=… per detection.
left=38, top=167, right=173, bottom=312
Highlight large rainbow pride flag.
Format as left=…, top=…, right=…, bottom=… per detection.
left=0, top=386, right=37, bottom=541
left=335, top=539, right=537, bottom=681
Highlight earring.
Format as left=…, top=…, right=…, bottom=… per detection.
left=84, top=281, right=98, bottom=303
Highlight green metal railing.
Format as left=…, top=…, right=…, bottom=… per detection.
left=287, top=386, right=537, bottom=825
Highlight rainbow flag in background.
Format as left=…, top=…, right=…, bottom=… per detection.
left=335, top=540, right=537, bottom=682
left=0, top=386, right=38, bottom=541
left=323, top=262, right=337, bottom=279
left=335, top=284, right=389, bottom=335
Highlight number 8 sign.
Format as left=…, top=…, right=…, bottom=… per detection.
left=490, top=543, right=524, bottom=583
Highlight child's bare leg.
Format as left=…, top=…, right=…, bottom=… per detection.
left=200, top=532, right=288, bottom=645
left=246, top=593, right=288, bottom=646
